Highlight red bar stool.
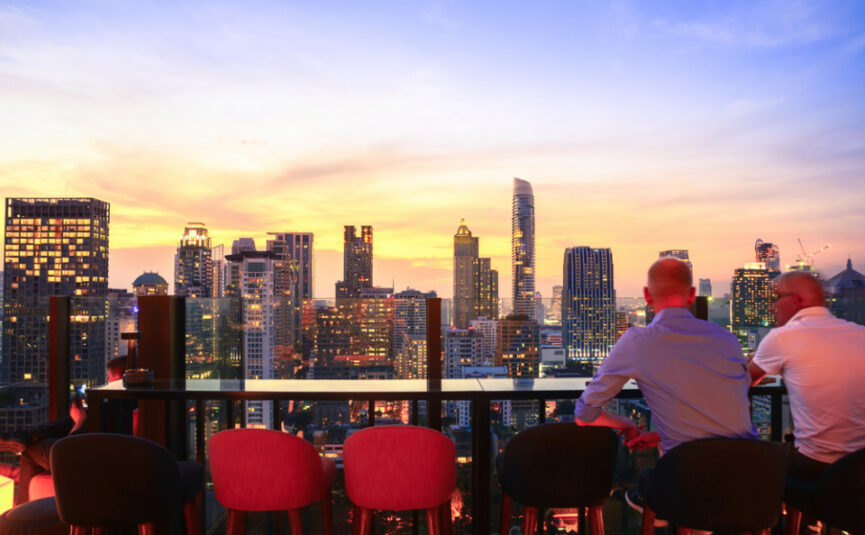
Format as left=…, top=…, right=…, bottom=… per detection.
left=343, top=425, right=456, bottom=535
left=208, top=428, right=336, bottom=535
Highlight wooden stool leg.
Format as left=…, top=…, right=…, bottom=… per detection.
left=287, top=509, right=303, bottom=535
left=440, top=500, right=453, bottom=535
left=641, top=504, right=657, bottom=535
left=786, top=507, right=803, bottom=535
left=227, top=509, right=245, bottom=535
left=322, top=493, right=334, bottom=535
left=353, top=506, right=374, bottom=535
left=588, top=505, right=605, bottom=535
left=93, top=529, right=105, bottom=535
left=677, top=528, right=694, bottom=535
left=500, top=492, right=512, bottom=535
left=70, top=528, right=88, bottom=535
left=523, top=506, right=539, bottom=535
left=138, top=524, right=156, bottom=535
left=184, top=495, right=201, bottom=535
left=427, top=505, right=442, bottom=535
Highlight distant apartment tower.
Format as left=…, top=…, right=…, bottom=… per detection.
left=268, top=233, right=314, bottom=300
left=453, top=219, right=498, bottom=328
left=615, top=311, right=629, bottom=341
left=551, top=285, right=563, bottom=324
left=211, top=244, right=225, bottom=297
left=132, top=272, right=168, bottom=296
left=755, top=239, right=781, bottom=274
left=699, top=278, right=712, bottom=297
left=731, top=263, right=775, bottom=347
left=2, top=198, right=110, bottom=429
left=266, top=234, right=303, bottom=359
left=563, top=247, right=616, bottom=361
left=336, top=225, right=373, bottom=298
left=659, top=249, right=692, bottom=271
left=225, top=243, right=277, bottom=427
left=468, top=316, right=497, bottom=365
left=496, top=314, right=540, bottom=378
left=174, top=222, right=214, bottom=298
left=393, top=289, right=434, bottom=377
left=106, top=288, right=136, bottom=364
left=512, top=178, right=536, bottom=319
left=444, top=328, right=484, bottom=379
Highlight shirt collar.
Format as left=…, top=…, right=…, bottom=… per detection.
left=787, top=306, right=831, bottom=324
left=652, top=307, right=695, bottom=321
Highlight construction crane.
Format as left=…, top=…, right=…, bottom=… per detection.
left=796, top=238, right=831, bottom=267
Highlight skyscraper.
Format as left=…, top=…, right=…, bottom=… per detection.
left=336, top=225, right=373, bottom=298
left=731, top=263, right=775, bottom=348
left=267, top=233, right=314, bottom=300
left=496, top=314, right=540, bottom=378
left=659, top=249, right=692, bottom=271
left=452, top=219, right=498, bottom=328
left=562, top=247, right=616, bottom=362
left=698, top=278, right=712, bottom=297
left=266, top=234, right=305, bottom=360
left=755, top=239, right=781, bottom=274
left=132, top=272, right=168, bottom=296
left=512, top=178, right=535, bottom=319
left=174, top=222, right=214, bottom=298
left=2, top=198, right=110, bottom=429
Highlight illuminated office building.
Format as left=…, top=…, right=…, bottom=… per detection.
left=174, top=222, right=214, bottom=298
left=2, top=198, right=109, bottom=429
left=267, top=233, right=313, bottom=300
left=755, top=239, right=781, bottom=274
left=512, top=178, right=535, bottom=319
left=562, top=247, right=616, bottom=362
left=393, top=288, right=434, bottom=378
left=731, top=263, right=774, bottom=347
left=132, top=272, right=168, bottom=296
left=495, top=314, right=540, bottom=378
left=336, top=225, right=372, bottom=298
left=453, top=219, right=498, bottom=328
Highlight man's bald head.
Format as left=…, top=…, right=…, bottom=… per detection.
left=645, top=258, right=695, bottom=312
left=775, top=271, right=825, bottom=307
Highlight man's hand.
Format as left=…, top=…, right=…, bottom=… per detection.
left=617, top=424, right=642, bottom=443
left=625, top=430, right=661, bottom=451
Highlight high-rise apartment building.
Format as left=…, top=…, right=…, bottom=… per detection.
left=562, top=247, right=616, bottom=362
left=336, top=225, right=372, bottom=298
left=496, top=314, right=540, bottom=378
left=699, top=278, right=712, bottom=297
left=444, top=328, right=484, bottom=378
left=453, top=219, right=499, bottom=328
left=731, top=263, right=775, bottom=347
left=393, top=288, right=434, bottom=375
left=468, top=316, right=497, bottom=365
left=755, top=239, right=781, bottom=274
left=512, top=178, right=535, bottom=319
left=551, top=285, right=563, bottom=324
left=211, top=244, right=225, bottom=298
left=267, top=233, right=314, bottom=300
left=615, top=311, right=629, bottom=341
left=659, top=249, right=692, bottom=271
left=266, top=234, right=303, bottom=360
left=2, top=198, right=110, bottom=429
left=174, top=222, right=214, bottom=298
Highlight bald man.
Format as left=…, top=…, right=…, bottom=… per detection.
left=750, top=271, right=865, bottom=480
left=575, top=258, right=756, bottom=521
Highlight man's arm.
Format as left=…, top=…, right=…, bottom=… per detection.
left=749, top=360, right=767, bottom=386
left=576, top=412, right=639, bottom=441
left=573, top=331, right=638, bottom=437
left=750, top=330, right=784, bottom=386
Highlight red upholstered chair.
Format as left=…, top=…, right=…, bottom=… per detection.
left=208, top=428, right=336, bottom=535
left=343, top=425, right=456, bottom=535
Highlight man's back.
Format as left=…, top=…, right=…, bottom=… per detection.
left=753, top=307, right=865, bottom=463
left=577, top=307, right=757, bottom=453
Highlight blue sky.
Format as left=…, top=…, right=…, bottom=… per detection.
left=1, top=0, right=864, bottom=297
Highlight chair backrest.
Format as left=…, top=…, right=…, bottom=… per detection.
left=501, top=424, right=617, bottom=507
left=814, top=447, right=865, bottom=533
left=651, top=438, right=784, bottom=531
left=50, top=433, right=182, bottom=528
left=343, top=425, right=456, bottom=511
left=208, top=428, right=324, bottom=511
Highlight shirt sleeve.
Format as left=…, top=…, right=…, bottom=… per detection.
left=752, top=328, right=786, bottom=375
left=574, top=331, right=638, bottom=422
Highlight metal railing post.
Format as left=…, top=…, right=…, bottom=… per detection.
left=426, top=297, right=442, bottom=431
left=48, top=296, right=71, bottom=421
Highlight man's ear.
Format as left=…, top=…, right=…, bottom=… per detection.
left=686, top=287, right=696, bottom=306
left=643, top=286, right=652, bottom=306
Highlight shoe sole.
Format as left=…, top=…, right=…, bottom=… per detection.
left=625, top=490, right=668, bottom=528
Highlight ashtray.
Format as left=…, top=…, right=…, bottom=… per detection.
left=123, top=368, right=154, bottom=386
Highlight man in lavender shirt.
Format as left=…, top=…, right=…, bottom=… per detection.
left=574, top=258, right=756, bottom=519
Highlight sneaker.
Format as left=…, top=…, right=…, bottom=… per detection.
left=0, top=434, right=26, bottom=455
left=624, top=488, right=668, bottom=528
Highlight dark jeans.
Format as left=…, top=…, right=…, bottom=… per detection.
left=784, top=442, right=830, bottom=482
left=13, top=416, right=74, bottom=505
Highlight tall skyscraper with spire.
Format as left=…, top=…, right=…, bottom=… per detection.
left=174, top=222, right=214, bottom=298
left=453, top=219, right=498, bottom=328
left=512, top=178, right=535, bottom=319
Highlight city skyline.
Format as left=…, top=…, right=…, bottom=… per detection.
left=2, top=1, right=864, bottom=297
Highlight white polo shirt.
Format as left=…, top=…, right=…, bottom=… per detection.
left=753, top=306, right=865, bottom=463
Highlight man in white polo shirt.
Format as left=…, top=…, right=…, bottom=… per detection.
left=750, top=271, right=865, bottom=480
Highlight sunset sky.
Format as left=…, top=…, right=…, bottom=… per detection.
left=2, top=1, right=864, bottom=298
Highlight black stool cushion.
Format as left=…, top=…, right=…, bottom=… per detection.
left=812, top=447, right=865, bottom=534
left=50, top=433, right=182, bottom=528
left=178, top=461, right=204, bottom=504
left=501, top=424, right=617, bottom=508
left=0, top=497, right=66, bottom=535
left=650, top=438, right=784, bottom=531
